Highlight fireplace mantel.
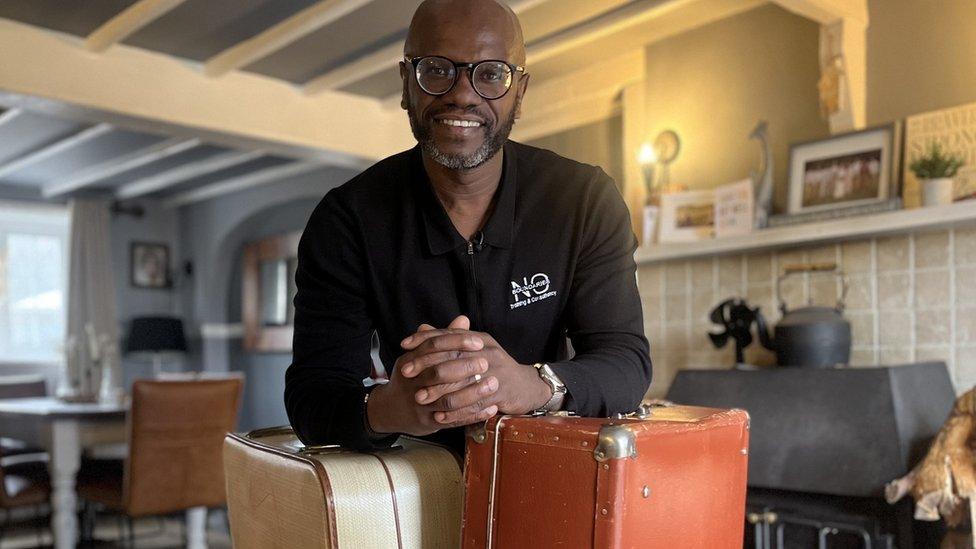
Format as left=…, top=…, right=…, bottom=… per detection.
left=635, top=200, right=976, bottom=265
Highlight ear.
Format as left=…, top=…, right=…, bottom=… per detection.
left=513, top=72, right=530, bottom=120
left=398, top=61, right=409, bottom=110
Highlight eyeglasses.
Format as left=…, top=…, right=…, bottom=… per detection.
left=405, top=56, right=525, bottom=100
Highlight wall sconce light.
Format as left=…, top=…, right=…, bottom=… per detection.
left=638, top=129, right=681, bottom=205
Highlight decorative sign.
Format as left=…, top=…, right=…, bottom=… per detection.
left=714, top=179, right=754, bottom=238
left=903, top=101, right=976, bottom=207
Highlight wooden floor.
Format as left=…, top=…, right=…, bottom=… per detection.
left=0, top=515, right=232, bottom=549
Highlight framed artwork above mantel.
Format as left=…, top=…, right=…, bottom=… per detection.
left=242, top=231, right=301, bottom=353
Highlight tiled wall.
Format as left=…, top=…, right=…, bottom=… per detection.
left=637, top=226, right=976, bottom=398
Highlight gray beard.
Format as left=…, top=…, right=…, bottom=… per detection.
left=408, top=108, right=517, bottom=171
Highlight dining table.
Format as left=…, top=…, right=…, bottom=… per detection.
left=0, top=396, right=208, bottom=549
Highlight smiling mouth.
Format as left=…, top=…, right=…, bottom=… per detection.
left=436, top=118, right=483, bottom=128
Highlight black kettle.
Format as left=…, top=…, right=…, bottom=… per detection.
left=755, top=263, right=851, bottom=368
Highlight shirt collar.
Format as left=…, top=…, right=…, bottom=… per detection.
left=414, top=141, right=517, bottom=256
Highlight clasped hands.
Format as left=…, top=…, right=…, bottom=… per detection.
left=366, top=315, right=552, bottom=437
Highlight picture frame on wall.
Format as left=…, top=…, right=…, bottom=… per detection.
left=787, top=124, right=901, bottom=215
left=130, top=242, right=171, bottom=289
left=658, top=190, right=715, bottom=243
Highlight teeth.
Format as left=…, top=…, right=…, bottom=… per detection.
left=439, top=119, right=481, bottom=128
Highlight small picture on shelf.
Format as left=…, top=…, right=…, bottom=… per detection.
left=787, top=124, right=899, bottom=215
left=659, top=190, right=714, bottom=242
left=714, top=179, right=754, bottom=238
left=130, top=242, right=170, bottom=289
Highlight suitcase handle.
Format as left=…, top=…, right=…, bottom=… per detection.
left=243, top=425, right=348, bottom=456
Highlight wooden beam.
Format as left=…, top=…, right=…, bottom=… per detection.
left=0, top=18, right=412, bottom=163
left=115, top=150, right=263, bottom=199
left=163, top=161, right=326, bottom=208
left=0, top=123, right=112, bottom=179
left=204, top=0, right=375, bottom=77
left=86, top=0, right=188, bottom=52
left=43, top=137, right=200, bottom=197
left=303, top=0, right=551, bottom=95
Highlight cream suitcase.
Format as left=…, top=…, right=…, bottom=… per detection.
left=223, top=426, right=462, bottom=549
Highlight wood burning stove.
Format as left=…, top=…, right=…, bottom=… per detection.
left=666, top=362, right=955, bottom=548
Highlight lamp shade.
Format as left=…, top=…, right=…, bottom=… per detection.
left=125, top=316, right=187, bottom=354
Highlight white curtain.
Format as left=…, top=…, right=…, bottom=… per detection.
left=63, top=198, right=120, bottom=398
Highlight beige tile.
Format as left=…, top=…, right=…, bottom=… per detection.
left=844, top=275, right=874, bottom=311
left=690, top=258, right=714, bottom=290
left=848, top=312, right=876, bottom=347
left=849, top=349, right=876, bottom=367
left=841, top=241, right=873, bottom=274
left=664, top=293, right=688, bottom=322
left=955, top=347, right=976, bottom=391
left=879, top=311, right=912, bottom=347
left=665, top=261, right=689, bottom=295
left=916, top=346, right=952, bottom=365
left=915, top=230, right=950, bottom=269
left=958, top=267, right=976, bottom=305
left=956, top=227, right=976, bottom=266
left=641, top=295, right=663, bottom=323
left=809, top=275, right=841, bottom=308
left=915, top=309, right=951, bottom=345
left=775, top=249, right=806, bottom=274
left=914, top=270, right=951, bottom=309
left=662, top=322, right=690, bottom=350
left=718, top=256, right=743, bottom=292
left=877, top=235, right=910, bottom=272
left=877, top=273, right=911, bottom=310
left=959, top=308, right=976, bottom=344
left=691, top=292, right=717, bottom=325
left=637, top=265, right=663, bottom=297
left=807, top=245, right=839, bottom=265
left=779, top=275, right=807, bottom=312
left=879, top=347, right=913, bottom=365
left=644, top=320, right=662, bottom=344
left=746, top=253, right=772, bottom=285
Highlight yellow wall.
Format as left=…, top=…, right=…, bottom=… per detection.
left=866, top=0, right=976, bottom=125
left=642, top=4, right=829, bottom=214
left=526, top=115, right=624, bottom=191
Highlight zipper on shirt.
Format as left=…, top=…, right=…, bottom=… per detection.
left=467, top=234, right=483, bottom=329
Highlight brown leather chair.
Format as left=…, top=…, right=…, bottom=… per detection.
left=0, top=375, right=48, bottom=459
left=77, top=378, right=243, bottom=542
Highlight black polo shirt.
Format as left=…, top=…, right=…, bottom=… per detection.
left=285, top=141, right=651, bottom=452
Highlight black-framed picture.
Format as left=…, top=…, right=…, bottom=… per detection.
left=787, top=124, right=900, bottom=215
left=130, top=242, right=170, bottom=289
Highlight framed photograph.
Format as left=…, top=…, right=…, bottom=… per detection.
left=130, top=242, right=170, bottom=289
left=787, top=125, right=899, bottom=215
left=714, top=178, right=754, bottom=238
left=659, top=190, right=715, bottom=243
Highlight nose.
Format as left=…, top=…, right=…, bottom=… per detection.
left=441, top=66, right=482, bottom=107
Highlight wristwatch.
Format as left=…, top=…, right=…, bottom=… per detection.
left=532, top=363, right=567, bottom=413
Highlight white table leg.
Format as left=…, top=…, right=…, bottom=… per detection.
left=186, top=506, right=208, bottom=549
left=49, top=419, right=80, bottom=549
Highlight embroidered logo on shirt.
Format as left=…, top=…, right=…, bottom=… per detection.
left=510, top=273, right=557, bottom=310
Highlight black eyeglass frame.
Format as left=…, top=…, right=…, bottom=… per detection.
left=404, top=55, right=526, bottom=100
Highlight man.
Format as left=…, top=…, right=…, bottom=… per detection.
left=285, top=0, right=651, bottom=453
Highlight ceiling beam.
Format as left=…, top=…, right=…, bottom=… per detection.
left=303, top=0, right=551, bottom=95
left=163, top=161, right=326, bottom=208
left=86, top=0, right=189, bottom=52
left=115, top=150, right=264, bottom=199
left=0, top=123, right=112, bottom=179
left=43, top=137, right=200, bottom=198
left=0, top=18, right=412, bottom=163
left=204, top=0, right=375, bottom=77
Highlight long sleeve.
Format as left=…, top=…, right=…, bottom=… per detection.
left=549, top=171, right=652, bottom=417
left=284, top=188, right=397, bottom=451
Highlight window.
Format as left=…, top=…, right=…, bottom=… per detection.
left=0, top=201, right=70, bottom=363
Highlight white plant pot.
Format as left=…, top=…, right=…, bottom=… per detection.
left=922, top=177, right=954, bottom=206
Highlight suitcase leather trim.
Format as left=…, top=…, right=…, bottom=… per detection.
left=370, top=453, right=404, bottom=549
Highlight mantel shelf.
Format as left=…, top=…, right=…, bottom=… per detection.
left=634, top=201, right=976, bottom=265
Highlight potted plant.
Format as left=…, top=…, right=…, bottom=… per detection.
left=909, top=142, right=965, bottom=206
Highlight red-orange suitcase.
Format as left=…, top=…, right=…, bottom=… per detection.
left=462, top=405, right=749, bottom=549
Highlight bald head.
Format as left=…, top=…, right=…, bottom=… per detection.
left=405, top=0, right=526, bottom=65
